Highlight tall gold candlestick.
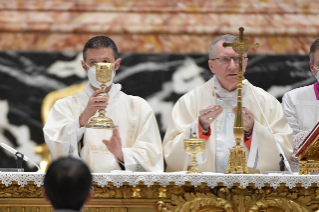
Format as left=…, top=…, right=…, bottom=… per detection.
left=223, top=27, right=259, bottom=174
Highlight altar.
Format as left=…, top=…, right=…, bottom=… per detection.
left=1, top=172, right=319, bottom=212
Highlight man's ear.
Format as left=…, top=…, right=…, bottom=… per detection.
left=114, top=58, right=122, bottom=72
left=310, top=61, right=316, bottom=76
left=208, top=60, right=215, bottom=74
left=81, top=60, right=88, bottom=73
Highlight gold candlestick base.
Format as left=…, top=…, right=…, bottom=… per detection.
left=225, top=139, right=248, bottom=174
left=184, top=133, right=205, bottom=174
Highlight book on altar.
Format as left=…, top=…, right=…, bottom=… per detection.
left=295, top=121, right=319, bottom=159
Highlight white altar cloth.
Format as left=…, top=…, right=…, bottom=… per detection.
left=0, top=172, right=318, bottom=189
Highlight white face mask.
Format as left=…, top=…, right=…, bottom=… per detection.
left=85, top=60, right=118, bottom=89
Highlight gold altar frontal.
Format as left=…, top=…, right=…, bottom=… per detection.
left=1, top=173, right=319, bottom=212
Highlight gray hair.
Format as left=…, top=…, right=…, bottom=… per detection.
left=309, top=38, right=319, bottom=64
left=209, top=34, right=247, bottom=59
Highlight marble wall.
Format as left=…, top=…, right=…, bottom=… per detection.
left=0, top=0, right=317, bottom=171
left=0, top=0, right=319, bottom=54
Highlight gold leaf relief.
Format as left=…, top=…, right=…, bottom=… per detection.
left=296, top=196, right=312, bottom=205
left=93, top=186, right=118, bottom=198
left=0, top=185, right=42, bottom=197
left=121, top=186, right=132, bottom=199
left=164, top=193, right=232, bottom=212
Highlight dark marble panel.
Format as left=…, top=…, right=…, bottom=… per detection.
left=0, top=52, right=313, bottom=171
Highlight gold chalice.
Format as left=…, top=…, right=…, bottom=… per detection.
left=86, top=63, right=116, bottom=130
left=184, top=133, right=205, bottom=174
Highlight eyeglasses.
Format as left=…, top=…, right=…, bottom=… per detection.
left=210, top=55, right=246, bottom=66
left=313, top=65, right=319, bottom=71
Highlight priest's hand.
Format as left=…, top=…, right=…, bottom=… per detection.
left=232, top=107, right=254, bottom=132
left=199, top=106, right=223, bottom=131
left=102, top=127, right=124, bottom=162
left=79, top=89, right=109, bottom=127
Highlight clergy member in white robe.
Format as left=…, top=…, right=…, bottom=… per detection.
left=282, top=38, right=319, bottom=172
left=44, top=36, right=163, bottom=173
left=163, top=35, right=293, bottom=173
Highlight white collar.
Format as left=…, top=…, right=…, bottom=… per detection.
left=85, top=83, right=122, bottom=99
left=213, top=75, right=246, bottom=98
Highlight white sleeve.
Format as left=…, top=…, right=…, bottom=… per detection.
left=120, top=99, right=164, bottom=172
left=282, top=93, right=302, bottom=136
left=43, top=99, right=84, bottom=160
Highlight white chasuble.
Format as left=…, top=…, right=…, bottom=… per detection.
left=163, top=76, right=293, bottom=173
left=44, top=83, right=163, bottom=173
left=282, top=84, right=319, bottom=172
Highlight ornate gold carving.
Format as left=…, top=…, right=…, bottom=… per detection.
left=0, top=184, right=42, bottom=197
left=132, top=186, right=141, bottom=198
left=158, top=186, right=319, bottom=212
left=298, top=133, right=319, bottom=175
left=158, top=187, right=167, bottom=198
left=93, top=185, right=118, bottom=198
left=299, top=160, right=319, bottom=175
left=0, top=207, right=51, bottom=212
left=307, top=149, right=316, bottom=156
left=1, top=183, right=319, bottom=212
left=82, top=208, right=127, bottom=212
left=156, top=201, right=167, bottom=212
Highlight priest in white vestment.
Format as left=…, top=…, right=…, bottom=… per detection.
left=163, top=35, right=293, bottom=173
left=282, top=38, right=319, bottom=172
left=43, top=36, right=163, bottom=173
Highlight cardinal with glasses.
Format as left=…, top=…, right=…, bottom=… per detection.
left=282, top=38, right=319, bottom=172
left=163, top=34, right=293, bottom=173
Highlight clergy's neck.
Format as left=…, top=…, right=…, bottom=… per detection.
left=222, top=84, right=237, bottom=92
left=215, top=78, right=237, bottom=92
left=90, top=83, right=113, bottom=93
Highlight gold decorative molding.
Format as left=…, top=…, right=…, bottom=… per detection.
left=0, top=206, right=52, bottom=212
left=1, top=183, right=319, bottom=212
left=158, top=187, right=167, bottom=198
left=131, top=186, right=141, bottom=198
left=157, top=186, right=319, bottom=212
left=0, top=184, right=42, bottom=198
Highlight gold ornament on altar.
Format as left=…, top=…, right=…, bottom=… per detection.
left=184, top=133, right=205, bottom=174
left=223, top=27, right=259, bottom=174
left=86, top=63, right=116, bottom=129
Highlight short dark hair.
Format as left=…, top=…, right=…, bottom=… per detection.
left=83, top=36, right=119, bottom=61
left=309, top=38, right=319, bottom=64
left=44, top=157, right=92, bottom=210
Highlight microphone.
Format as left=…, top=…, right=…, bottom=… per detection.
left=0, top=143, right=41, bottom=172
left=243, top=80, right=292, bottom=174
